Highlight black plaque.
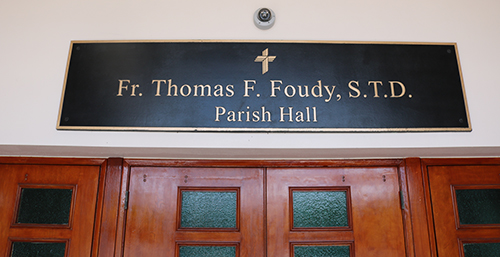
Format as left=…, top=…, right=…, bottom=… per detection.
left=58, top=40, right=470, bottom=132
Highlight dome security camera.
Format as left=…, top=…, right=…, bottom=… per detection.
left=254, top=8, right=275, bottom=30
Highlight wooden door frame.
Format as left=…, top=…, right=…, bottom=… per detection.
left=97, top=158, right=434, bottom=257
left=0, top=157, right=107, bottom=257
left=1, top=157, right=450, bottom=257
left=420, top=158, right=500, bottom=257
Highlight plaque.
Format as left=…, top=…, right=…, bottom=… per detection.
left=58, top=40, right=471, bottom=132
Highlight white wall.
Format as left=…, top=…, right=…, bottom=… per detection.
left=1, top=0, right=499, bottom=158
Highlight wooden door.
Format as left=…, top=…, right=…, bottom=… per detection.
left=122, top=167, right=265, bottom=257
left=267, top=167, right=407, bottom=257
left=428, top=164, right=500, bottom=257
left=122, top=164, right=407, bottom=257
left=0, top=163, right=101, bottom=257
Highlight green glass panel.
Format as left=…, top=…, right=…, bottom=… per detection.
left=463, top=242, right=500, bottom=257
left=456, top=189, right=500, bottom=225
left=294, top=245, right=350, bottom=257
left=17, top=188, right=73, bottom=225
left=11, top=242, right=66, bottom=257
left=293, top=190, right=348, bottom=228
left=180, top=191, right=237, bottom=228
left=179, top=246, right=236, bottom=257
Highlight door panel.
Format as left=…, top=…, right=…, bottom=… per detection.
left=267, top=167, right=407, bottom=257
left=123, top=167, right=265, bottom=257
left=428, top=165, right=500, bottom=257
left=122, top=165, right=407, bottom=257
left=0, top=164, right=100, bottom=257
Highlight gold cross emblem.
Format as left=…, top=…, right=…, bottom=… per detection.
left=254, top=48, right=276, bottom=74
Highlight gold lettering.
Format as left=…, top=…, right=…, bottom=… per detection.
left=270, top=80, right=282, bottom=97
left=312, top=80, right=323, bottom=98
left=213, top=84, right=224, bottom=97
left=324, top=85, right=336, bottom=102
left=261, top=106, right=271, bottom=122
left=215, top=106, right=226, bottom=121
left=151, top=80, right=166, bottom=96
left=226, top=85, right=234, bottom=97
left=167, top=79, right=178, bottom=96
left=280, top=107, right=293, bottom=122
left=244, top=80, right=256, bottom=97
left=295, top=110, right=304, bottom=122
left=130, top=84, right=140, bottom=96
left=180, top=84, right=191, bottom=97
left=246, top=107, right=251, bottom=122
left=368, top=81, right=383, bottom=98
left=298, top=85, right=309, bottom=97
left=227, top=111, right=236, bottom=122
left=117, top=79, right=130, bottom=96
left=193, top=84, right=211, bottom=96
left=389, top=81, right=406, bottom=98
left=348, top=80, right=361, bottom=98
left=284, top=85, right=296, bottom=97
left=252, top=111, right=260, bottom=122
left=237, top=111, right=245, bottom=122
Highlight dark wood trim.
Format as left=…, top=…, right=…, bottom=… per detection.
left=398, top=159, right=415, bottom=257
left=0, top=157, right=106, bottom=166
left=96, top=158, right=123, bottom=257
left=404, top=157, right=433, bottom=257
left=421, top=159, right=440, bottom=257
left=6, top=157, right=499, bottom=256
left=263, top=167, right=268, bottom=257
left=123, top=158, right=404, bottom=168
left=421, top=157, right=500, bottom=167
left=113, top=159, right=131, bottom=257
left=91, top=160, right=108, bottom=257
